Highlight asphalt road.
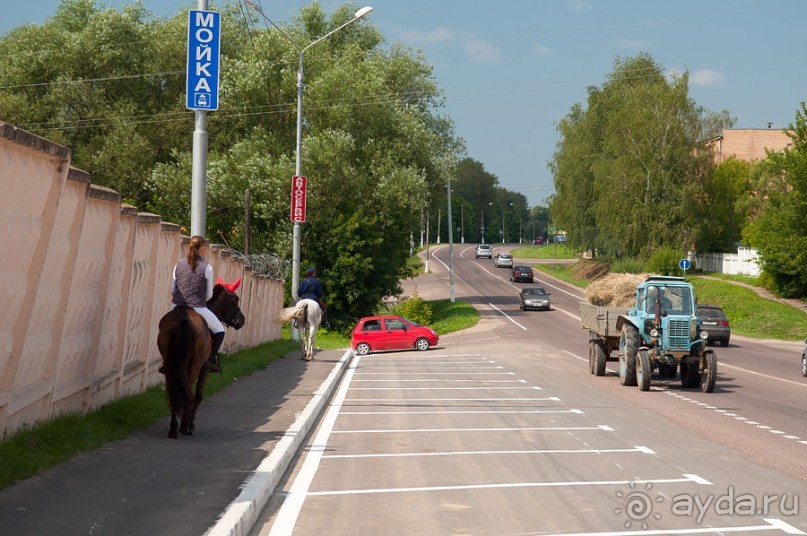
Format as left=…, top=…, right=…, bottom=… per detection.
left=250, top=244, right=807, bottom=536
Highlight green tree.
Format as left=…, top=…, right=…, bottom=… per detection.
left=549, top=53, right=717, bottom=259
left=0, top=0, right=464, bottom=328
left=744, top=103, right=807, bottom=298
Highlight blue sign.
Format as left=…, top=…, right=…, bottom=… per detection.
left=186, top=10, right=221, bottom=111
left=679, top=258, right=692, bottom=271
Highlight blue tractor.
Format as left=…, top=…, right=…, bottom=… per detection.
left=614, top=276, right=717, bottom=392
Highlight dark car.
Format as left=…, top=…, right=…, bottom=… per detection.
left=510, top=265, right=534, bottom=283
left=696, top=304, right=731, bottom=347
left=802, top=339, right=807, bottom=377
left=351, top=315, right=439, bottom=356
left=533, top=237, right=544, bottom=245
left=519, top=286, right=551, bottom=311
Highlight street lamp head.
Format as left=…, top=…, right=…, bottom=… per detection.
left=354, top=6, right=374, bottom=19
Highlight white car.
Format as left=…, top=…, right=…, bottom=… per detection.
left=475, top=244, right=492, bottom=259
left=494, top=253, right=513, bottom=268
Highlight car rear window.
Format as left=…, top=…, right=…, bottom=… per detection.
left=697, top=306, right=727, bottom=319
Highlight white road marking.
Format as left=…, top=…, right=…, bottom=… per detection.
left=338, top=408, right=585, bottom=415
left=488, top=302, right=528, bottom=330
left=718, top=361, right=807, bottom=389
left=343, top=396, right=561, bottom=402
left=354, top=371, right=511, bottom=375
left=331, top=425, right=612, bottom=434
left=532, top=517, right=804, bottom=535
left=267, top=355, right=361, bottom=536
left=348, top=386, right=542, bottom=391
left=666, top=392, right=804, bottom=447
left=351, top=379, right=522, bottom=383
left=304, top=474, right=710, bottom=497
left=322, top=446, right=655, bottom=459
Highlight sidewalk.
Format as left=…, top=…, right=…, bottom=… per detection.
left=0, top=348, right=352, bottom=536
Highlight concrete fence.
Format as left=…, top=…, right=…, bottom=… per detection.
left=0, top=122, right=284, bottom=438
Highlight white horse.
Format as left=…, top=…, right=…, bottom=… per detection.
left=274, top=299, right=322, bottom=361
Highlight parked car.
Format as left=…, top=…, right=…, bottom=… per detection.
left=695, top=304, right=731, bottom=346
left=802, top=338, right=807, bottom=377
left=351, top=315, right=439, bottom=355
left=533, top=237, right=544, bottom=245
left=475, top=244, right=492, bottom=259
left=510, top=265, right=534, bottom=283
left=494, top=252, right=513, bottom=268
left=519, top=286, right=551, bottom=311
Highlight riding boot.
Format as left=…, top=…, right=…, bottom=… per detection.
left=206, top=331, right=225, bottom=374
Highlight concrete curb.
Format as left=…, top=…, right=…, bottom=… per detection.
left=204, top=349, right=354, bottom=536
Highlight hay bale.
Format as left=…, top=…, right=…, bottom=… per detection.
left=585, top=273, right=648, bottom=307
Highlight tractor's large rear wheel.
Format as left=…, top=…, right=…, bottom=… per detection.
left=619, top=324, right=639, bottom=387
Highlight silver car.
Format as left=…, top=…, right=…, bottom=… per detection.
left=475, top=244, right=492, bottom=259
left=494, top=253, right=513, bottom=268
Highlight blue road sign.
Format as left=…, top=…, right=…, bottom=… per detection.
left=186, top=10, right=221, bottom=111
left=679, top=258, right=692, bottom=271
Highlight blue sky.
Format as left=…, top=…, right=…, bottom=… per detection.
left=3, top=0, right=806, bottom=207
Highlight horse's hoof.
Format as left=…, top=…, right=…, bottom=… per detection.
left=168, top=431, right=178, bottom=439
left=180, top=428, right=193, bottom=436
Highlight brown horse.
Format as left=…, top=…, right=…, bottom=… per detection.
left=157, top=277, right=245, bottom=438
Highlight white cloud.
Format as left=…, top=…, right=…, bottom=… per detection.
left=398, top=26, right=455, bottom=45
left=464, top=39, right=501, bottom=62
left=690, top=69, right=726, bottom=87
left=533, top=43, right=551, bottom=56
left=567, top=0, right=593, bottom=12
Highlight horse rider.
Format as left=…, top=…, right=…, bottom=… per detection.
left=298, top=266, right=326, bottom=322
left=168, top=235, right=226, bottom=373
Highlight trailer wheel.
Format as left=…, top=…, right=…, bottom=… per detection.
left=636, top=349, right=651, bottom=391
left=593, top=341, right=607, bottom=376
left=619, top=324, right=639, bottom=386
left=701, top=350, right=717, bottom=393
left=588, top=342, right=595, bottom=374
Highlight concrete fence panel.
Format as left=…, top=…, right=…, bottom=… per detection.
left=0, top=122, right=285, bottom=438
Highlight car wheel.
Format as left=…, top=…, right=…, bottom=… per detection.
left=415, top=337, right=431, bottom=351
left=721, top=337, right=730, bottom=347
left=355, top=343, right=370, bottom=356
left=802, top=355, right=807, bottom=377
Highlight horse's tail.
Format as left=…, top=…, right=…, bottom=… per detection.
left=274, top=303, right=303, bottom=323
left=165, top=312, right=194, bottom=414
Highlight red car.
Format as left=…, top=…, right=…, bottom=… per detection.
left=351, top=315, right=439, bottom=355
left=533, top=237, right=544, bottom=245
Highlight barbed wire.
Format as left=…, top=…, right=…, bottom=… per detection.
left=217, top=240, right=290, bottom=279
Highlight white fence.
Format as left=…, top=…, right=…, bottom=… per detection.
left=692, top=247, right=761, bottom=277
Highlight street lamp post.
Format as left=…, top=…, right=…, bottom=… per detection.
left=246, top=1, right=373, bottom=303
left=447, top=180, right=455, bottom=303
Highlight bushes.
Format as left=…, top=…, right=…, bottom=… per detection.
left=386, top=291, right=433, bottom=325
left=644, top=246, right=685, bottom=276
